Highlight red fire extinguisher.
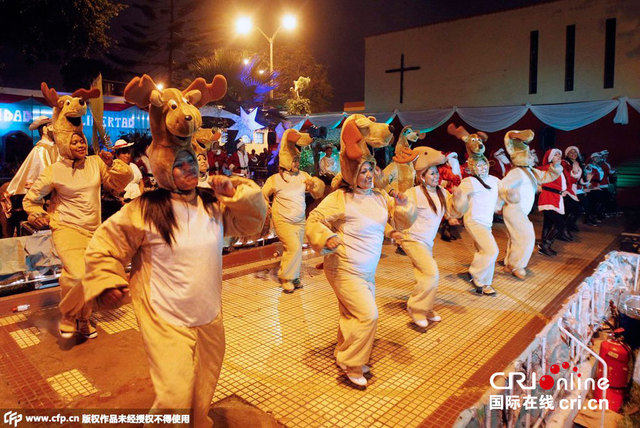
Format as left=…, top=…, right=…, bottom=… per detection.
left=594, top=328, right=631, bottom=412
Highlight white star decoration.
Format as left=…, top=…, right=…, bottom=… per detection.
left=227, top=107, right=264, bottom=142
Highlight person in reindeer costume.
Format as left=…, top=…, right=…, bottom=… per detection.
left=382, top=125, right=420, bottom=194
left=306, top=113, right=415, bottom=388
left=60, top=74, right=267, bottom=426
left=23, top=83, right=132, bottom=339
left=262, top=128, right=325, bottom=293
left=447, top=123, right=513, bottom=295
left=192, top=127, right=221, bottom=188
left=500, top=130, right=561, bottom=278
left=397, top=146, right=464, bottom=328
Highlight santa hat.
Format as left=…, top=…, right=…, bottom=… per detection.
left=564, top=146, right=580, bottom=157
left=542, top=148, right=562, bottom=165
left=279, top=129, right=313, bottom=171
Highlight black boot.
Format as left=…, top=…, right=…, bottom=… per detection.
left=538, top=241, right=556, bottom=257
left=440, top=222, right=453, bottom=242
left=557, top=229, right=573, bottom=242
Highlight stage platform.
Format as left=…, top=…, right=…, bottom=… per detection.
left=0, top=213, right=628, bottom=427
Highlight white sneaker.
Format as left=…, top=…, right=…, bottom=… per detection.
left=407, top=308, right=428, bottom=328
left=426, top=311, right=441, bottom=322
left=337, top=363, right=368, bottom=387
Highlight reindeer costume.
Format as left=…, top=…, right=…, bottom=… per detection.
left=398, top=147, right=463, bottom=327
left=306, top=114, right=416, bottom=387
left=501, top=130, right=560, bottom=278
left=23, top=83, right=132, bottom=339
left=60, top=75, right=267, bottom=426
left=262, top=129, right=325, bottom=293
left=382, top=125, right=420, bottom=193
left=447, top=124, right=505, bottom=295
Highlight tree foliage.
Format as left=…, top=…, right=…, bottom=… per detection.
left=270, top=45, right=334, bottom=113
left=0, top=0, right=126, bottom=63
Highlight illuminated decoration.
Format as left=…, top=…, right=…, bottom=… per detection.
left=227, top=107, right=264, bottom=142
left=0, top=98, right=149, bottom=146
left=239, top=56, right=277, bottom=105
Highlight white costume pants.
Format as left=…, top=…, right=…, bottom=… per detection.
left=503, top=204, right=535, bottom=271
left=274, top=217, right=305, bottom=282
left=401, top=239, right=438, bottom=316
left=464, top=220, right=498, bottom=286
left=324, top=261, right=378, bottom=369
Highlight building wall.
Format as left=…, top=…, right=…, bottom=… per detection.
left=365, top=0, right=640, bottom=112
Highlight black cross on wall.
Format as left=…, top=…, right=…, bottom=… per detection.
left=385, top=54, right=421, bottom=104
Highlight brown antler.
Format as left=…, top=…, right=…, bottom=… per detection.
left=477, top=131, right=489, bottom=142
left=40, top=82, right=59, bottom=107
left=393, top=146, right=419, bottom=164
left=124, top=74, right=158, bottom=108
left=447, top=123, right=469, bottom=141
left=183, top=75, right=227, bottom=108
left=71, top=87, right=101, bottom=101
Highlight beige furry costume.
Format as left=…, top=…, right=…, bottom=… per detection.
left=398, top=147, right=462, bottom=326
left=382, top=125, right=420, bottom=193
left=306, top=114, right=415, bottom=382
left=23, top=83, right=132, bottom=332
left=500, top=130, right=561, bottom=278
left=262, top=129, right=324, bottom=291
left=61, top=75, right=267, bottom=426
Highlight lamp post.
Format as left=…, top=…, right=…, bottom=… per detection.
left=236, top=14, right=297, bottom=101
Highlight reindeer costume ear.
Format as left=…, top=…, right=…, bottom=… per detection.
left=342, top=120, right=364, bottom=161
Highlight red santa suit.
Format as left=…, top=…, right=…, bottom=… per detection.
left=537, top=149, right=566, bottom=256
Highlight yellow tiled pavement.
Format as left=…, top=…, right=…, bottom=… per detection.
left=0, top=214, right=621, bottom=427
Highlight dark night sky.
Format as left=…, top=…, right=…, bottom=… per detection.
left=1, top=0, right=552, bottom=111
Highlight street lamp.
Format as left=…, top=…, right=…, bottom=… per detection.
left=235, top=14, right=297, bottom=100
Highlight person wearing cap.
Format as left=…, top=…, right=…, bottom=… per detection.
left=228, top=137, right=250, bottom=177
left=305, top=114, right=415, bottom=387
left=23, top=131, right=132, bottom=339
left=537, top=149, right=567, bottom=256
left=114, top=139, right=143, bottom=201
left=4, top=116, right=57, bottom=236
left=262, top=129, right=325, bottom=293
left=8, top=116, right=58, bottom=196
left=397, top=147, right=464, bottom=328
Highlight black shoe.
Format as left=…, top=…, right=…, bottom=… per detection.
left=537, top=243, right=555, bottom=257
left=568, top=223, right=580, bottom=232
left=557, top=232, right=573, bottom=242
left=395, top=246, right=407, bottom=256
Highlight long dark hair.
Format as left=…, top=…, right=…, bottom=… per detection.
left=139, top=187, right=218, bottom=246
left=420, top=184, right=446, bottom=213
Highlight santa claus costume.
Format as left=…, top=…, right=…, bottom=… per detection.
left=537, top=149, right=567, bottom=256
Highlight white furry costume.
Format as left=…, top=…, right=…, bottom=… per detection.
left=262, top=129, right=324, bottom=290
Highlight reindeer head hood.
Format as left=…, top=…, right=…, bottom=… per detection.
left=279, top=129, right=313, bottom=171
left=40, top=82, right=100, bottom=159
left=124, top=74, right=227, bottom=191
left=338, top=114, right=394, bottom=187
left=395, top=125, right=420, bottom=156
left=412, top=146, right=446, bottom=176
left=447, top=123, right=488, bottom=175
left=504, top=129, right=535, bottom=167
left=191, top=127, right=221, bottom=156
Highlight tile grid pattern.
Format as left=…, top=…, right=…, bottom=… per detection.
left=214, top=219, right=618, bottom=428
